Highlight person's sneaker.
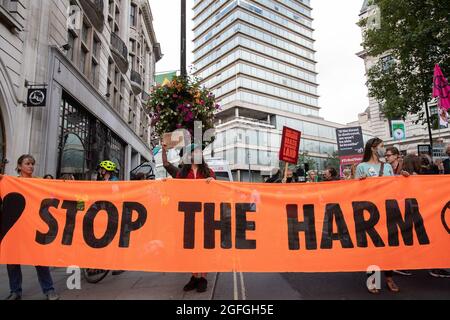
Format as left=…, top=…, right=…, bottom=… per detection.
left=46, top=291, right=60, bottom=300
left=393, top=270, right=413, bottom=276
left=183, top=276, right=199, bottom=292
left=112, top=270, right=125, bottom=276
left=5, top=292, right=21, bottom=300
left=196, top=277, right=208, bottom=293
left=429, top=269, right=450, bottom=278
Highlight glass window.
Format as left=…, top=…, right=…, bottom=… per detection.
left=82, top=22, right=89, bottom=45
left=130, top=4, right=137, bottom=27
left=79, top=48, right=87, bottom=73
left=303, top=122, right=319, bottom=136
left=67, top=31, right=76, bottom=61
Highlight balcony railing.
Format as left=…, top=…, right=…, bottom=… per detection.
left=79, top=0, right=104, bottom=31
left=111, top=32, right=129, bottom=73
left=130, top=69, right=143, bottom=94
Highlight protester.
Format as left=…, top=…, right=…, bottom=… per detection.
left=266, top=169, right=282, bottom=183
left=175, top=144, right=215, bottom=293
left=60, top=173, right=75, bottom=180
left=402, top=154, right=450, bottom=278
left=384, top=148, right=414, bottom=276
left=355, top=138, right=400, bottom=294
left=435, top=159, right=445, bottom=174
left=323, top=167, right=340, bottom=181
left=96, top=160, right=123, bottom=276
left=385, top=147, right=403, bottom=175
left=342, top=168, right=352, bottom=180
left=402, top=154, right=421, bottom=176
left=420, top=154, right=440, bottom=175
left=282, top=169, right=296, bottom=183
left=307, top=170, right=318, bottom=183
left=162, top=143, right=181, bottom=178
left=443, top=144, right=450, bottom=174
left=4, top=155, right=59, bottom=300
left=43, top=174, right=54, bottom=179
left=97, top=160, right=119, bottom=181
left=389, top=154, right=420, bottom=276
left=342, top=164, right=357, bottom=180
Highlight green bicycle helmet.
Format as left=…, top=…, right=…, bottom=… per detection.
left=99, top=160, right=117, bottom=172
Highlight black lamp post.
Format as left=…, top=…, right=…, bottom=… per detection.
left=180, top=0, right=187, bottom=77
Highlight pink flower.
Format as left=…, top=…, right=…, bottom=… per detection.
left=184, top=111, right=194, bottom=122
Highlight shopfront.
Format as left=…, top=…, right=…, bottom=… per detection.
left=57, top=92, right=126, bottom=180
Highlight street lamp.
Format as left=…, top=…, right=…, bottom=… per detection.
left=180, top=0, right=187, bottom=78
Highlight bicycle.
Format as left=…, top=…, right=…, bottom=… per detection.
left=82, top=268, right=110, bottom=284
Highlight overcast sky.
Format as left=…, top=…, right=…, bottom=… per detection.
left=150, top=0, right=368, bottom=124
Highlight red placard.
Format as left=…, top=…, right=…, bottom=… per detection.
left=279, top=126, right=301, bottom=164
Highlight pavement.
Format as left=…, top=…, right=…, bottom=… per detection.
left=0, top=266, right=217, bottom=300
left=1, top=266, right=449, bottom=300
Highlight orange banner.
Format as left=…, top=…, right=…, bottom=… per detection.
left=0, top=175, right=449, bottom=272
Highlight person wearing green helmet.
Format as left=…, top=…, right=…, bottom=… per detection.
left=97, top=160, right=119, bottom=181
left=95, top=160, right=123, bottom=276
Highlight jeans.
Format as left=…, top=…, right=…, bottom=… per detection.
left=7, top=265, right=55, bottom=295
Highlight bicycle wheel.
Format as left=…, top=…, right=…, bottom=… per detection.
left=82, top=268, right=110, bottom=284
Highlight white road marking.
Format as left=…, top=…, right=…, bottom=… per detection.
left=239, top=272, right=247, bottom=300
left=233, top=271, right=238, bottom=300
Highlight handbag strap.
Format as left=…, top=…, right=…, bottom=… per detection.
left=379, top=162, right=385, bottom=177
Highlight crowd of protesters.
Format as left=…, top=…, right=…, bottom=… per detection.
left=1, top=142, right=449, bottom=299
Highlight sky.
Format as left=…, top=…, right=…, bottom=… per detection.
left=149, top=0, right=368, bottom=124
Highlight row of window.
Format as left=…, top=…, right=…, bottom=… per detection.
left=235, top=77, right=318, bottom=106
left=194, top=9, right=314, bottom=61
left=195, top=37, right=240, bottom=70
left=257, top=0, right=311, bottom=20
left=275, top=116, right=338, bottom=140
left=203, top=63, right=317, bottom=96
left=195, top=22, right=314, bottom=70
left=242, top=0, right=312, bottom=34
left=194, top=0, right=237, bottom=37
left=196, top=43, right=316, bottom=84
left=195, top=1, right=313, bottom=51
left=219, top=91, right=320, bottom=117
left=68, top=20, right=101, bottom=88
left=238, top=39, right=316, bottom=78
left=194, top=0, right=230, bottom=25
left=212, top=129, right=336, bottom=160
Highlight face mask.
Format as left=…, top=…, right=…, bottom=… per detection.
left=377, top=147, right=386, bottom=158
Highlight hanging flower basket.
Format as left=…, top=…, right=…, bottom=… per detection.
left=146, top=75, right=220, bottom=147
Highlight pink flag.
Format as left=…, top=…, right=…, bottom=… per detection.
left=433, top=64, right=450, bottom=110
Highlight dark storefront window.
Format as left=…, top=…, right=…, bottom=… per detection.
left=58, top=92, right=126, bottom=180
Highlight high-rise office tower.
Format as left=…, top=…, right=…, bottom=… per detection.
left=192, top=0, right=349, bottom=182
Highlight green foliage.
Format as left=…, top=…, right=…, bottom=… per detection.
left=324, top=151, right=340, bottom=169
left=360, top=0, right=450, bottom=122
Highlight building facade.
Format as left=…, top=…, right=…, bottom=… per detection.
left=357, top=0, right=450, bottom=157
left=0, top=0, right=161, bottom=178
left=190, top=0, right=355, bottom=182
